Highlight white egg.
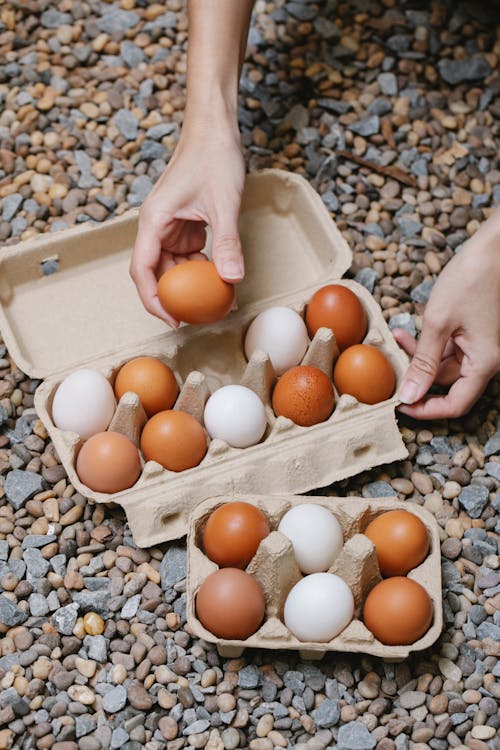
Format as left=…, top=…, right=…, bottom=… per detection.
left=203, top=385, right=267, bottom=448
left=244, top=306, right=309, bottom=376
left=52, top=369, right=116, bottom=441
left=278, top=503, right=343, bottom=573
left=284, top=573, right=354, bottom=642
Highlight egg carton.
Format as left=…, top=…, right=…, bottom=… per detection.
left=0, top=170, right=409, bottom=546
left=186, top=494, right=443, bottom=660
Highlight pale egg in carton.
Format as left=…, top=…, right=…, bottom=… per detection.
left=187, top=494, right=443, bottom=660
left=0, top=170, right=409, bottom=546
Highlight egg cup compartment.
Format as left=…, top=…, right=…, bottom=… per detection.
left=187, top=495, right=443, bottom=660
left=1, top=169, right=409, bottom=545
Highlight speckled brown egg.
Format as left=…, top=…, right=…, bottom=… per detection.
left=76, top=431, right=142, bottom=493
left=272, top=365, right=335, bottom=426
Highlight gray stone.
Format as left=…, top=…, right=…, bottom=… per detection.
left=183, top=720, right=210, bottom=736
left=398, top=216, right=423, bottom=238
left=111, top=727, right=129, bottom=748
left=115, top=109, right=139, bottom=140
left=98, top=8, right=139, bottom=35
left=458, top=485, right=489, bottom=519
left=411, top=279, right=434, bottom=303
left=28, top=593, right=50, bottom=617
left=140, top=141, right=165, bottom=161
left=76, top=715, right=96, bottom=739
left=0, top=653, right=21, bottom=670
left=23, top=548, right=50, bottom=580
left=50, top=554, right=67, bottom=577
left=41, top=9, right=72, bottom=28
left=4, top=470, right=45, bottom=510
left=120, top=594, right=141, bottom=619
left=120, top=41, right=145, bottom=68
left=84, top=635, right=108, bottom=662
left=312, top=698, right=340, bottom=728
left=2, top=193, right=23, bottom=222
left=52, top=603, right=79, bottom=635
left=238, top=664, right=261, bottom=689
left=0, top=541, right=8, bottom=561
left=103, top=684, right=127, bottom=713
left=389, top=312, right=416, bottom=336
left=129, top=175, right=153, bottom=205
left=145, top=11, right=177, bottom=30
left=378, top=72, right=397, bottom=96
left=412, top=158, right=428, bottom=177
left=484, top=430, right=500, bottom=457
left=160, top=545, right=187, bottom=590
left=314, top=17, right=340, bottom=39
left=318, top=98, right=352, bottom=115
left=0, top=595, right=28, bottom=626
left=283, top=104, right=309, bottom=131
left=355, top=267, right=378, bottom=293
left=399, top=690, right=426, bottom=709
left=82, top=577, right=110, bottom=591
left=147, top=123, right=177, bottom=140
left=22, top=535, right=57, bottom=549
left=468, top=604, right=488, bottom=625
left=337, top=721, right=376, bottom=750
left=73, top=590, right=110, bottom=615
left=321, top=191, right=339, bottom=212
left=286, top=2, right=318, bottom=21
left=476, top=567, right=500, bottom=589
left=485, top=462, right=500, bottom=481
left=362, top=481, right=396, bottom=498
left=350, top=116, right=380, bottom=137
left=284, top=671, right=305, bottom=695
left=438, top=56, right=491, bottom=85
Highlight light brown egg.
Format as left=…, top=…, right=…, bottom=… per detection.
left=333, top=344, right=396, bottom=404
left=364, top=510, right=430, bottom=577
left=114, top=357, right=179, bottom=416
left=76, top=431, right=142, bottom=493
left=196, top=568, right=266, bottom=640
left=140, top=409, right=207, bottom=472
left=157, top=260, right=235, bottom=324
left=272, top=365, right=335, bottom=426
left=363, top=577, right=433, bottom=645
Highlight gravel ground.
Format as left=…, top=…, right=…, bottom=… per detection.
left=0, top=1, right=499, bottom=750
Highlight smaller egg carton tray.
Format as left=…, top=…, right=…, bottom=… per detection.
left=0, top=170, right=408, bottom=545
left=186, top=495, right=443, bottom=660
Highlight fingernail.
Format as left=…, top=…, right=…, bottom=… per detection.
left=221, top=260, right=243, bottom=280
left=398, top=379, right=420, bottom=404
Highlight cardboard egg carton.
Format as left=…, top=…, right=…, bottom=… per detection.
left=187, top=495, right=443, bottom=660
left=0, top=170, right=409, bottom=546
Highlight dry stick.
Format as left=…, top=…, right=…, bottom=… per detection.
left=335, top=149, right=417, bottom=188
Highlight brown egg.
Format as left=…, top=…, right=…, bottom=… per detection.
left=203, top=502, right=270, bottom=569
left=76, top=431, right=141, bottom=493
left=365, top=510, right=430, bottom=577
left=140, top=410, right=207, bottom=471
left=272, top=365, right=335, bottom=426
left=114, top=357, right=179, bottom=416
left=196, top=568, right=266, bottom=640
left=363, top=577, right=433, bottom=645
left=157, top=260, right=235, bottom=324
left=306, top=284, right=367, bottom=351
left=333, top=344, right=395, bottom=404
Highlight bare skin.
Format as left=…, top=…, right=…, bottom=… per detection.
left=130, top=0, right=500, bottom=416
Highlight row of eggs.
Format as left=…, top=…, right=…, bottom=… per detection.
left=195, top=502, right=433, bottom=646
left=50, top=284, right=396, bottom=494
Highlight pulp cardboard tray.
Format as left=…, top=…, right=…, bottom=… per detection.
left=187, top=494, right=443, bottom=660
left=0, top=170, right=409, bottom=546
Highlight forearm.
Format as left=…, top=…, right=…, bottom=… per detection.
left=184, top=0, right=255, bottom=134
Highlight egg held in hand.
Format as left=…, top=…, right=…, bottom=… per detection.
left=52, top=369, right=116, bottom=441
left=141, top=410, right=207, bottom=472
left=364, top=510, right=429, bottom=577
left=306, top=284, right=367, bottom=351
left=203, top=501, right=270, bottom=569
left=284, top=573, right=354, bottom=642
left=244, top=306, right=309, bottom=376
left=203, top=385, right=267, bottom=448
left=333, top=344, right=396, bottom=404
left=157, top=260, right=235, bottom=324
left=272, top=365, right=335, bottom=427
left=76, top=431, right=142, bottom=493
left=278, top=503, right=343, bottom=574
left=363, top=577, right=433, bottom=645
left=114, top=357, right=179, bottom=416
left=195, top=568, right=266, bottom=640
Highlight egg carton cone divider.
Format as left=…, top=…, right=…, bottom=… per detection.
left=0, top=170, right=408, bottom=545
left=187, top=495, right=443, bottom=660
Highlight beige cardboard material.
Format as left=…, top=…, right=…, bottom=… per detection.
left=0, top=170, right=409, bottom=545
left=187, top=495, right=443, bottom=661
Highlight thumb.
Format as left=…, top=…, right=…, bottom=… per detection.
left=211, top=215, right=245, bottom=283
left=398, top=319, right=450, bottom=405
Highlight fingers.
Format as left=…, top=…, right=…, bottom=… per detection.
left=397, top=318, right=450, bottom=405
left=397, top=372, right=487, bottom=420
left=211, top=213, right=245, bottom=283
left=393, top=328, right=461, bottom=386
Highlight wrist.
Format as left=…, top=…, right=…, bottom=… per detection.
left=182, top=90, right=240, bottom=142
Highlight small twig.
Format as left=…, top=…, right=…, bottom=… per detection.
left=335, top=149, right=417, bottom=188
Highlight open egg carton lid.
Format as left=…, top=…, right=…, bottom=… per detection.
left=186, top=494, right=443, bottom=661
left=0, top=170, right=409, bottom=545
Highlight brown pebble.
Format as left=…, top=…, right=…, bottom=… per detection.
left=127, top=682, right=153, bottom=711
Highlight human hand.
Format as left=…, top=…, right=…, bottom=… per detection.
left=394, top=210, right=500, bottom=419
left=130, top=123, right=246, bottom=327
